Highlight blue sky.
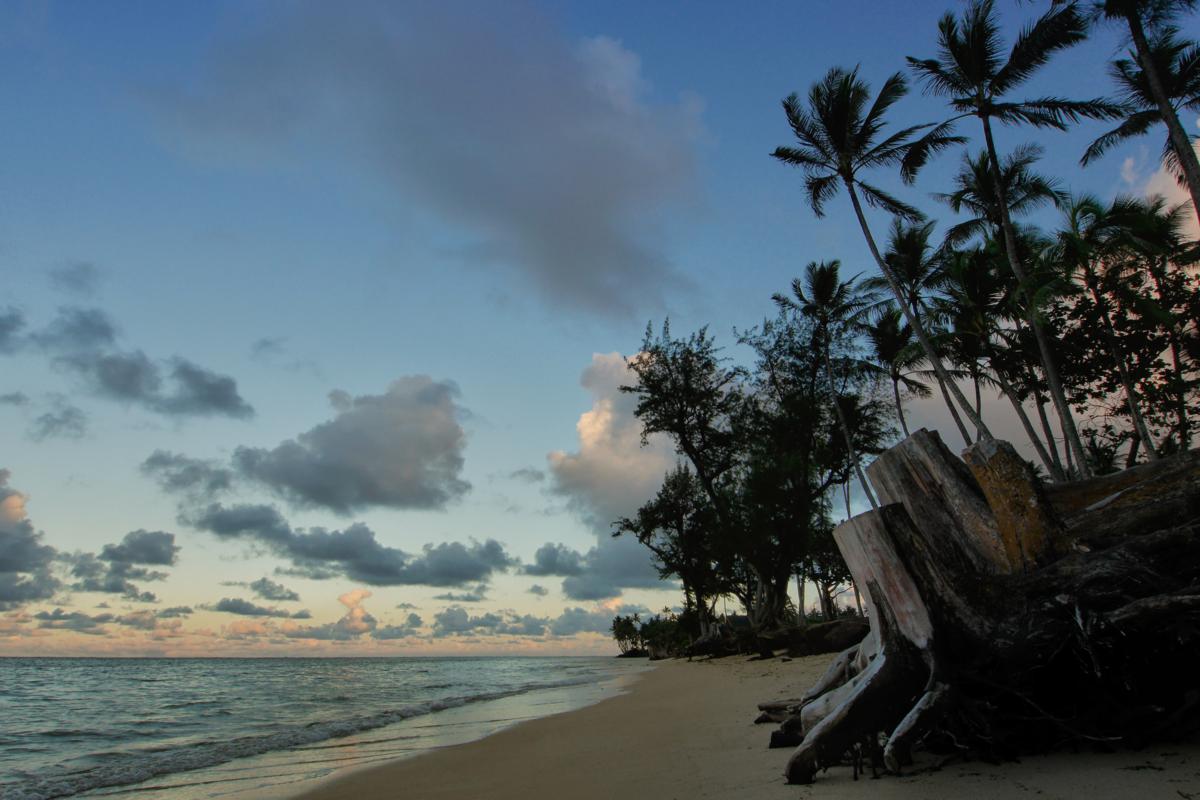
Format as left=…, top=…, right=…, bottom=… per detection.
left=0, top=0, right=1188, bottom=655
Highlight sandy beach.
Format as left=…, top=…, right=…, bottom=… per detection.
left=296, top=654, right=1200, bottom=800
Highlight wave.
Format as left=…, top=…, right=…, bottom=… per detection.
left=0, top=675, right=599, bottom=800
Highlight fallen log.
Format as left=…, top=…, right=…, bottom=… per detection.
left=773, top=429, right=1200, bottom=785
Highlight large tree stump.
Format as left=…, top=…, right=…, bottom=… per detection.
left=774, top=429, right=1200, bottom=785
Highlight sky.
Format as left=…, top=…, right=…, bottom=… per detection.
left=1, top=0, right=1195, bottom=656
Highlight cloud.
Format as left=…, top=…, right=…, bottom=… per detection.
left=48, top=262, right=102, bottom=296
left=249, top=337, right=286, bottom=360
left=284, top=588, right=375, bottom=640
left=527, top=584, right=549, bottom=597
left=2, top=305, right=255, bottom=421
left=541, top=354, right=675, bottom=599
left=28, top=400, right=88, bottom=441
left=187, top=502, right=516, bottom=587
left=547, top=606, right=614, bottom=637
left=152, top=4, right=703, bottom=317
left=67, top=530, right=179, bottom=602
left=429, top=603, right=618, bottom=638
left=523, top=543, right=585, bottom=577
left=100, top=530, right=179, bottom=566
left=395, top=602, right=420, bottom=610
left=508, top=467, right=545, bottom=483
left=248, top=576, right=300, bottom=602
left=547, top=353, right=675, bottom=531
left=1121, top=140, right=1200, bottom=241
left=141, top=451, right=236, bottom=498
left=0, top=470, right=61, bottom=609
left=208, top=597, right=311, bottom=618
left=33, top=306, right=118, bottom=353
left=233, top=377, right=469, bottom=514
left=373, top=612, right=423, bottom=640
left=34, top=608, right=113, bottom=634
left=0, top=392, right=29, bottom=406
left=0, top=308, right=25, bottom=354
left=157, top=606, right=193, bottom=618
left=432, top=583, right=488, bottom=602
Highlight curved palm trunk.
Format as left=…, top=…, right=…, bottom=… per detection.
left=824, top=339, right=879, bottom=510
left=907, top=296, right=973, bottom=446
left=979, top=116, right=1091, bottom=477
left=845, top=180, right=994, bottom=442
left=972, top=367, right=984, bottom=443
left=891, top=375, right=910, bottom=437
left=1028, top=372, right=1065, bottom=476
left=1124, top=12, right=1200, bottom=228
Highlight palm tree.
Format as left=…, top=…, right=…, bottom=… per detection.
left=866, top=219, right=973, bottom=444
left=771, top=67, right=994, bottom=442
left=863, top=305, right=930, bottom=437
left=774, top=260, right=881, bottom=509
left=1094, top=1, right=1200, bottom=227
left=906, top=0, right=1124, bottom=477
left=937, top=145, right=1068, bottom=246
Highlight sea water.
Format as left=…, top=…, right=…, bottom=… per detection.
left=0, top=656, right=648, bottom=800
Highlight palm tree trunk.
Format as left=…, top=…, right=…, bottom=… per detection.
left=1125, top=11, right=1200, bottom=228
left=824, top=340, right=879, bottom=510
left=994, top=369, right=1065, bottom=481
left=891, top=375, right=910, bottom=437
left=979, top=115, right=1091, bottom=477
left=796, top=571, right=807, bottom=627
left=972, top=368, right=983, bottom=442
left=1030, top=377, right=1065, bottom=476
left=845, top=180, right=993, bottom=442
left=907, top=293, right=975, bottom=446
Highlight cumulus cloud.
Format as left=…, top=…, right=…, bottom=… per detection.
left=34, top=608, right=112, bottom=634
left=373, top=612, right=423, bottom=640
left=285, top=588, right=376, bottom=640
left=100, top=530, right=179, bottom=566
left=0, top=470, right=61, bottom=609
left=0, top=392, right=29, bottom=406
left=248, top=576, right=300, bottom=602
left=232, top=377, right=469, bottom=513
left=548, top=353, right=675, bottom=530
left=48, top=262, right=102, bottom=296
left=432, top=583, right=488, bottom=602
left=541, top=354, right=675, bottom=599
left=207, top=597, right=311, bottom=618
left=523, top=543, right=586, bottom=577
left=187, top=502, right=515, bottom=587
left=152, top=4, right=702, bottom=317
left=527, top=584, right=549, bottom=597
left=67, top=529, right=180, bottom=602
left=141, top=451, right=236, bottom=499
left=430, top=603, right=621, bottom=639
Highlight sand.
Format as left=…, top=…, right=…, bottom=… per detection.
left=297, top=654, right=1200, bottom=800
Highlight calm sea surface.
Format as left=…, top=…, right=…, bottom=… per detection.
left=0, top=656, right=648, bottom=800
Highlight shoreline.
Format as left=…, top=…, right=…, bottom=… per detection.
left=294, top=654, right=1200, bottom=800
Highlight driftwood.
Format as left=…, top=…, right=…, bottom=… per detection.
left=770, top=429, right=1200, bottom=785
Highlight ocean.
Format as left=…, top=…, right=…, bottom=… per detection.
left=0, top=656, right=648, bottom=800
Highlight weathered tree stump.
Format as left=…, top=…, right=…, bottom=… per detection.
left=774, top=429, right=1200, bottom=785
